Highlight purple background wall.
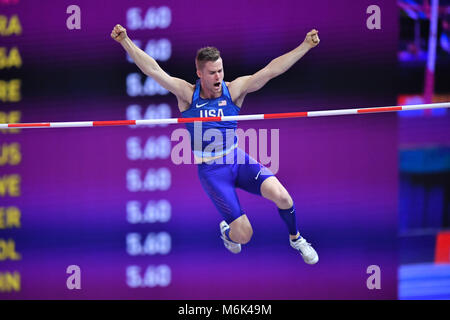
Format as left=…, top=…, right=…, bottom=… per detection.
left=1, top=0, right=398, bottom=299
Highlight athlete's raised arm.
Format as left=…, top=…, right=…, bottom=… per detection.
left=111, top=24, right=193, bottom=109
left=228, top=29, right=320, bottom=106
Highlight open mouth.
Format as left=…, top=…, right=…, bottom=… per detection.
left=214, top=82, right=221, bottom=88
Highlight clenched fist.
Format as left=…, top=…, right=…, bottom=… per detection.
left=111, top=24, right=127, bottom=43
left=304, top=29, right=320, bottom=48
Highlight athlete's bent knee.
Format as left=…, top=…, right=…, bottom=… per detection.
left=273, top=188, right=293, bottom=209
left=237, top=228, right=253, bottom=244
left=231, top=224, right=253, bottom=244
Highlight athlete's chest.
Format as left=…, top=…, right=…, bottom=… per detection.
left=194, top=98, right=234, bottom=118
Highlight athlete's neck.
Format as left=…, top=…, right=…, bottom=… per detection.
left=199, top=81, right=222, bottom=99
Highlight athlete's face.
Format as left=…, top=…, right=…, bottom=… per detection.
left=197, top=58, right=224, bottom=95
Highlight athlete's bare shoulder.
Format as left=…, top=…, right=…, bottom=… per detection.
left=225, top=78, right=250, bottom=108
left=177, top=81, right=195, bottom=113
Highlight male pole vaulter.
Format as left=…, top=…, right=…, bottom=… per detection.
left=112, top=24, right=320, bottom=264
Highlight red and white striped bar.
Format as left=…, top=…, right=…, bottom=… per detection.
left=1, top=102, right=449, bottom=129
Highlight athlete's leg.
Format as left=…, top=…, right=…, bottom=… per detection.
left=234, top=149, right=318, bottom=264
left=259, top=171, right=318, bottom=264
left=234, top=149, right=299, bottom=237
left=228, top=214, right=253, bottom=244
left=260, top=176, right=299, bottom=240
left=197, top=162, right=252, bottom=245
left=260, top=176, right=293, bottom=209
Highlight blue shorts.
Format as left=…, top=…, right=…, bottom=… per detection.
left=197, top=148, right=274, bottom=224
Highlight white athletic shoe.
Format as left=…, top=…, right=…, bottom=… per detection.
left=290, top=236, right=319, bottom=265
left=219, top=220, right=241, bottom=254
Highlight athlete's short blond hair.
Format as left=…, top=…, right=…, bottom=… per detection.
left=195, top=46, right=221, bottom=70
